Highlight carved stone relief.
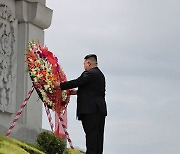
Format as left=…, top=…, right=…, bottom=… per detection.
left=0, top=4, right=16, bottom=113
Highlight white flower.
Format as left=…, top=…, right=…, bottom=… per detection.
left=62, top=90, right=67, bottom=101
left=44, top=84, right=50, bottom=90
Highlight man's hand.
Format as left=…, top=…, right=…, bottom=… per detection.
left=54, top=81, right=60, bottom=88
left=69, top=89, right=77, bottom=95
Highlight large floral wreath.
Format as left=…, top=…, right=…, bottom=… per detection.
left=25, top=41, right=70, bottom=113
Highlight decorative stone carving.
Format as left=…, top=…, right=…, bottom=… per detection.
left=0, top=4, right=16, bottom=113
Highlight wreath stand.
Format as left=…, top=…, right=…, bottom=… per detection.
left=5, top=86, right=74, bottom=149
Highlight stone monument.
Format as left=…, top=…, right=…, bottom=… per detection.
left=0, top=0, right=52, bottom=142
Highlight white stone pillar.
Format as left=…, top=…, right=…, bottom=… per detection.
left=0, top=0, right=52, bottom=143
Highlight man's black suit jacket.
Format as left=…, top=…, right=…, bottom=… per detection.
left=60, top=67, right=107, bottom=118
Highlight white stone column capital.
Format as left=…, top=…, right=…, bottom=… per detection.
left=15, top=0, right=46, bottom=5
left=15, top=0, right=52, bottom=29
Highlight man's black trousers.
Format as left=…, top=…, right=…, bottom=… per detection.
left=80, top=113, right=106, bottom=154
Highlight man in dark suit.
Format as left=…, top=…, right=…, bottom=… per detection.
left=54, top=54, right=107, bottom=154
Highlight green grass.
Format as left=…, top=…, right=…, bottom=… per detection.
left=0, top=134, right=83, bottom=154
left=65, top=148, right=82, bottom=154
left=0, top=135, right=44, bottom=154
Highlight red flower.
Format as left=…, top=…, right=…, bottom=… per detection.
left=41, top=76, right=46, bottom=81
left=29, top=62, right=35, bottom=69
left=26, top=53, right=36, bottom=61
left=40, top=70, right=46, bottom=75
left=37, top=63, right=41, bottom=67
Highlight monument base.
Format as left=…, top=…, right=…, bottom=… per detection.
left=0, top=124, right=42, bottom=143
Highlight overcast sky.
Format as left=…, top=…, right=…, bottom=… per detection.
left=42, top=0, right=180, bottom=154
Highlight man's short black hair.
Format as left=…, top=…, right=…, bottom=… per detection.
left=84, top=54, right=97, bottom=62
